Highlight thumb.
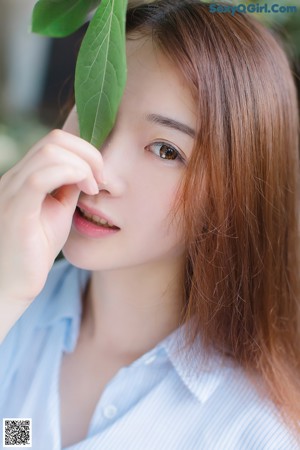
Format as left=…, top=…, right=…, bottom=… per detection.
left=53, top=184, right=82, bottom=214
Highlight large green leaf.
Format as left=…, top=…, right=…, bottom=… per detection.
left=75, top=0, right=128, bottom=148
left=31, top=0, right=101, bottom=37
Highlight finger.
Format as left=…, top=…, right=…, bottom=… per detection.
left=42, top=184, right=82, bottom=225
left=23, top=129, right=104, bottom=183
left=15, top=165, right=99, bottom=217
left=51, top=184, right=81, bottom=211
left=2, top=144, right=99, bottom=198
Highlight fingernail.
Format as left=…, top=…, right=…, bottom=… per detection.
left=89, top=178, right=99, bottom=195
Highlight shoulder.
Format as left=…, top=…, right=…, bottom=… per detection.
left=165, top=329, right=299, bottom=448
left=198, top=358, right=299, bottom=448
left=17, top=257, right=76, bottom=326
left=0, top=258, right=88, bottom=380
left=17, top=257, right=88, bottom=329
left=40, top=257, right=76, bottom=293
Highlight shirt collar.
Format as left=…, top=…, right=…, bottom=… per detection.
left=36, top=259, right=227, bottom=404
left=161, top=320, right=229, bottom=404
left=35, top=259, right=90, bottom=352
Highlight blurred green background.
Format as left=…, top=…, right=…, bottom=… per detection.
left=0, top=0, right=299, bottom=175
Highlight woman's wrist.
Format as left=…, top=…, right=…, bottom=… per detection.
left=0, top=295, right=33, bottom=344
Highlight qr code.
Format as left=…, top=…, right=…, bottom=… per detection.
left=3, top=419, right=32, bottom=448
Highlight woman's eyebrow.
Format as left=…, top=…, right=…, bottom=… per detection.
left=146, top=113, right=195, bottom=138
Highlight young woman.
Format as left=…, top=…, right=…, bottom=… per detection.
left=0, top=1, right=299, bottom=448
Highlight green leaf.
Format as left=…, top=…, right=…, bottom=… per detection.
left=31, top=0, right=101, bottom=37
left=75, top=0, right=128, bottom=148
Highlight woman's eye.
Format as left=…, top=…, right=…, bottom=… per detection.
left=146, top=142, right=184, bottom=162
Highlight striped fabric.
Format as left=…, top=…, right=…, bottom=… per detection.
left=0, top=259, right=298, bottom=450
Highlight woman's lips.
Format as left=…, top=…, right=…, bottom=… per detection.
left=77, top=201, right=120, bottom=229
left=77, top=207, right=119, bottom=229
left=72, top=205, right=120, bottom=238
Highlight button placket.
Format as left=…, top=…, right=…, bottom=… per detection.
left=103, top=404, right=118, bottom=419
left=87, top=368, right=126, bottom=435
left=144, top=354, right=157, bottom=365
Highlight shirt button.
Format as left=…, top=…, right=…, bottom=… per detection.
left=103, top=404, right=118, bottom=419
left=144, top=354, right=157, bottom=365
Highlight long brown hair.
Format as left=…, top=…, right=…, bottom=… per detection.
left=127, top=0, right=300, bottom=432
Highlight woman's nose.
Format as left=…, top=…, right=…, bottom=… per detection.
left=97, top=139, right=129, bottom=196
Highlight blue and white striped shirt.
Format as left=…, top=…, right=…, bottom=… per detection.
left=0, top=259, right=298, bottom=449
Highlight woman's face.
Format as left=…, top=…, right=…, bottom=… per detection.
left=62, top=36, right=197, bottom=271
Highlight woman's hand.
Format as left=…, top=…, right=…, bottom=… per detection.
left=0, top=129, right=103, bottom=303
